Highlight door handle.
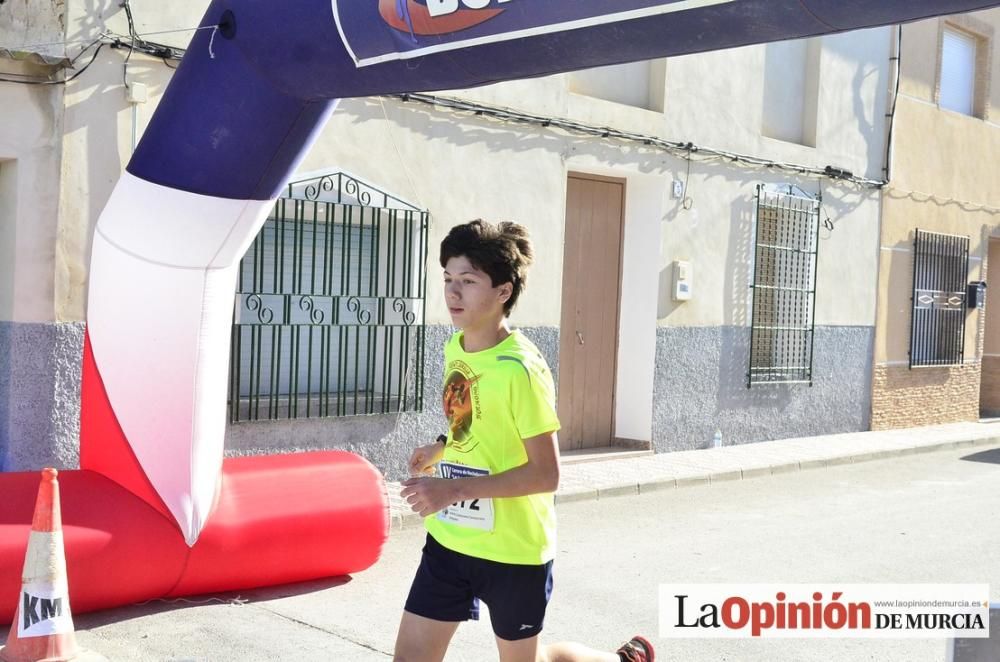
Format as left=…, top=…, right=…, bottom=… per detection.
left=576, top=331, right=585, bottom=346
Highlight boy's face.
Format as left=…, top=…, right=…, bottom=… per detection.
left=443, top=256, right=511, bottom=330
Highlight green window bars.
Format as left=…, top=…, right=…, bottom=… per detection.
left=228, top=172, right=429, bottom=422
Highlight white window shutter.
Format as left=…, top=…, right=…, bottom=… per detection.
left=940, top=29, right=977, bottom=116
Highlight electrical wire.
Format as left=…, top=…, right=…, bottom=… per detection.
left=391, top=92, right=887, bottom=189
left=681, top=143, right=694, bottom=210
left=0, top=37, right=105, bottom=85
left=0, top=0, right=197, bottom=86
left=122, top=0, right=137, bottom=88
left=1, top=25, right=210, bottom=53
left=119, top=0, right=190, bottom=81
left=885, top=186, right=1000, bottom=215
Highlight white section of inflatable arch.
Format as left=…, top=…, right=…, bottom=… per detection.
left=88, top=173, right=273, bottom=545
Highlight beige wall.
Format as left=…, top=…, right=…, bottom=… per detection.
left=653, top=29, right=889, bottom=328
left=14, top=0, right=887, bottom=334
left=299, top=96, right=569, bottom=327
left=898, top=10, right=1000, bottom=116
left=0, top=160, right=15, bottom=318
left=875, top=16, right=1000, bottom=365
left=0, top=0, right=68, bottom=324
left=873, top=9, right=1000, bottom=427
left=0, top=1, right=66, bottom=59
left=450, top=29, right=889, bottom=329
left=0, top=82, right=65, bottom=323
left=54, top=1, right=203, bottom=321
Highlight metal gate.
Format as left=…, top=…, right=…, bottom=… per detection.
left=228, top=172, right=429, bottom=422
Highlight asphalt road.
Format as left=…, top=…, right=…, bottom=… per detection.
left=8, top=443, right=999, bottom=661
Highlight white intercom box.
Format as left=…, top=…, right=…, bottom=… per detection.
left=673, top=260, right=692, bottom=301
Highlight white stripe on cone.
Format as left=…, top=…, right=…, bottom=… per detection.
left=16, top=532, right=75, bottom=639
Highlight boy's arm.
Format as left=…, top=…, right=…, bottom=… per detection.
left=400, top=430, right=560, bottom=517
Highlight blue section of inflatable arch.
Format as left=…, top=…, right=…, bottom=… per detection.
left=128, top=0, right=1000, bottom=200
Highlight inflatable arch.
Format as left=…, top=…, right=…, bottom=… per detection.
left=2, top=0, right=998, bottom=621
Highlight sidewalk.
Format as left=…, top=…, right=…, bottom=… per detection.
left=386, top=420, right=1000, bottom=530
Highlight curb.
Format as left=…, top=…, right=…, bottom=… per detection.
left=388, top=433, right=1000, bottom=532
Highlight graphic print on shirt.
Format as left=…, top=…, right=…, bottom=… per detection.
left=442, top=359, right=481, bottom=452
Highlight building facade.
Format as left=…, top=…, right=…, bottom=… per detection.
left=0, top=0, right=919, bottom=479
left=872, top=9, right=1000, bottom=429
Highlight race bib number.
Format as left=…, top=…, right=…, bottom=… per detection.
left=437, top=462, right=494, bottom=531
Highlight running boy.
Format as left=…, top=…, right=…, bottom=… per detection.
left=396, top=220, right=654, bottom=662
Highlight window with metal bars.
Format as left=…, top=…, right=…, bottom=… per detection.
left=909, top=230, right=969, bottom=367
left=228, top=172, right=429, bottom=422
left=747, top=185, right=820, bottom=387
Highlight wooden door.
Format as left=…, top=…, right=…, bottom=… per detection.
left=557, top=173, right=625, bottom=451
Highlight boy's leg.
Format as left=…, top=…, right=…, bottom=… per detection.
left=393, top=610, right=461, bottom=662
left=397, top=534, right=479, bottom=661
left=496, top=636, right=620, bottom=662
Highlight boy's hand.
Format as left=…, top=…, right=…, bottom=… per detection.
left=407, top=440, right=445, bottom=477
left=400, top=477, right=458, bottom=517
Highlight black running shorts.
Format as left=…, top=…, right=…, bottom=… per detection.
left=404, top=533, right=554, bottom=641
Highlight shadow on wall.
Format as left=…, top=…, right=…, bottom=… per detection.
left=822, top=29, right=890, bottom=175
left=717, top=194, right=786, bottom=409
left=345, top=96, right=700, bottom=186
left=347, top=96, right=569, bottom=157
left=60, top=46, right=132, bottom=317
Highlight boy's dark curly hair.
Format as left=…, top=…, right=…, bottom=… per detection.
left=439, top=220, right=534, bottom=316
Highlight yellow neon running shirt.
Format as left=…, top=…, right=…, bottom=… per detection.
left=425, top=329, right=561, bottom=565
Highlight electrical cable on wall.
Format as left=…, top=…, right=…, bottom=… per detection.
left=681, top=143, right=695, bottom=210
left=0, top=36, right=105, bottom=85
left=885, top=186, right=1000, bottom=215
left=390, top=92, right=888, bottom=189
left=0, top=1, right=203, bottom=85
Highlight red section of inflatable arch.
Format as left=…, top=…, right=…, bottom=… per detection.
left=79, top=331, right=173, bottom=523
left=1, top=331, right=389, bottom=625
left=0, top=451, right=389, bottom=625
left=0, top=470, right=186, bottom=622
left=168, top=453, right=390, bottom=597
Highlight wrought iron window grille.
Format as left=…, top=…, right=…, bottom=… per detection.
left=909, top=229, right=969, bottom=368
left=228, top=171, right=429, bottom=422
left=747, top=184, right=820, bottom=387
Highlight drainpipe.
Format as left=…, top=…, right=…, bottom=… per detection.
left=883, top=25, right=902, bottom=184
left=870, top=25, right=902, bottom=430
left=126, top=82, right=147, bottom=152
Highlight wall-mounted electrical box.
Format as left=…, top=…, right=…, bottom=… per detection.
left=126, top=82, right=148, bottom=104
left=968, top=281, right=987, bottom=310
left=673, top=260, right=692, bottom=301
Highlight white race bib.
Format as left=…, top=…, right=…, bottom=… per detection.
left=436, top=462, right=494, bottom=531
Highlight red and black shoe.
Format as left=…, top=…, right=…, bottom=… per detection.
left=617, top=635, right=655, bottom=662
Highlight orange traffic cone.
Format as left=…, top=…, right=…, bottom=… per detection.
left=0, top=469, right=80, bottom=662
